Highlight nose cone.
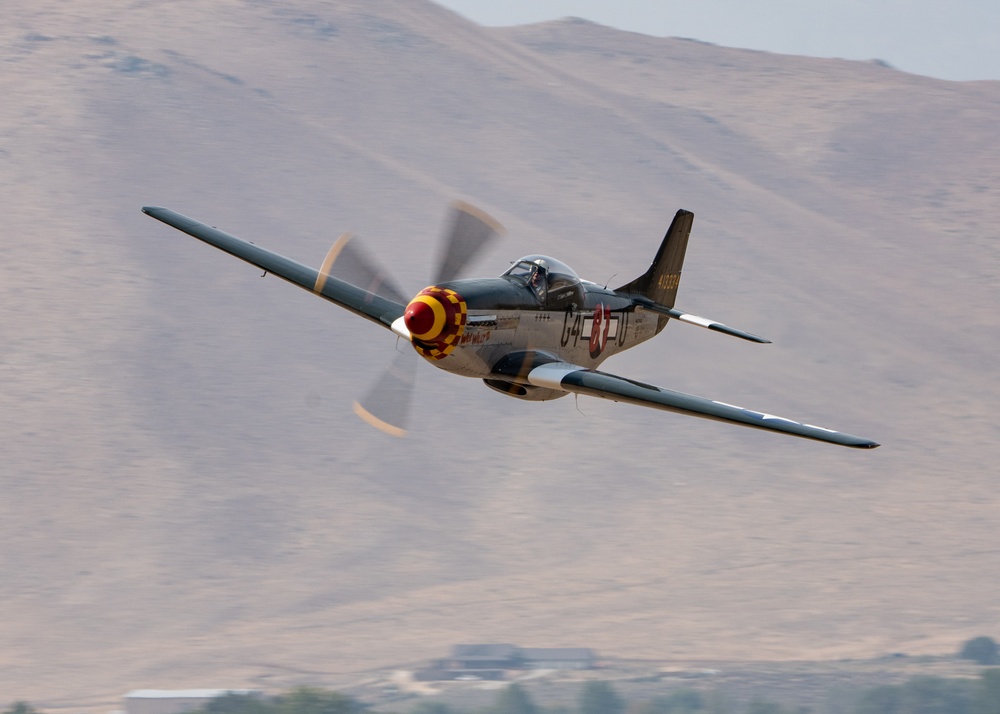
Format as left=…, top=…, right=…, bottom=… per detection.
left=402, top=286, right=467, bottom=360
left=404, top=295, right=444, bottom=341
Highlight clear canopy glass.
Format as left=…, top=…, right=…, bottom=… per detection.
left=503, top=255, right=583, bottom=307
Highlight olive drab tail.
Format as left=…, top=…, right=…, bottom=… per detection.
left=615, top=209, right=693, bottom=308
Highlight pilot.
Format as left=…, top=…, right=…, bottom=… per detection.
left=529, top=266, right=545, bottom=289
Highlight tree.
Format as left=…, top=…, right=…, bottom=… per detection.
left=3, top=703, right=39, bottom=714
left=409, top=703, right=457, bottom=714
left=745, top=701, right=807, bottom=714
left=960, top=637, right=1000, bottom=665
left=899, top=675, right=972, bottom=714
left=578, top=681, right=624, bottom=714
left=700, top=691, right=735, bottom=714
left=638, top=689, right=704, bottom=713
left=973, top=669, right=1000, bottom=714
left=492, top=683, right=537, bottom=714
left=855, top=685, right=901, bottom=714
left=854, top=676, right=978, bottom=714
left=203, top=692, right=273, bottom=714
left=274, top=687, right=362, bottom=714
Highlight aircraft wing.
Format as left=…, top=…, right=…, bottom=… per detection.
left=142, top=207, right=405, bottom=329
left=524, top=362, right=879, bottom=448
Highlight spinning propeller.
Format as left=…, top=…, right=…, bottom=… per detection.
left=317, top=202, right=504, bottom=436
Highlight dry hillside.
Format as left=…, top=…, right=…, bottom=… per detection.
left=1, top=0, right=999, bottom=706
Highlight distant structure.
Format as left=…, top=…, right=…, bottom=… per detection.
left=450, top=643, right=522, bottom=675
left=521, top=647, right=596, bottom=670
left=124, top=690, right=263, bottom=714
left=417, top=643, right=596, bottom=680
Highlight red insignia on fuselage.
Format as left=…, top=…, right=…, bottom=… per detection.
left=589, top=303, right=611, bottom=359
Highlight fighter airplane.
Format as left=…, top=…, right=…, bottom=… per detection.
left=142, top=203, right=878, bottom=448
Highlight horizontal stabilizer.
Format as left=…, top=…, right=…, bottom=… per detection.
left=524, top=363, right=879, bottom=448
left=635, top=299, right=770, bottom=343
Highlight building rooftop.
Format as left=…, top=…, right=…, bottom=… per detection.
left=450, top=644, right=520, bottom=660
left=125, top=691, right=261, bottom=699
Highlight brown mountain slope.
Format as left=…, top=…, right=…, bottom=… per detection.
left=1, top=0, right=999, bottom=705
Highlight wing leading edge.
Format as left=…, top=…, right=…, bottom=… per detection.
left=141, top=207, right=405, bottom=329
left=525, top=363, right=879, bottom=449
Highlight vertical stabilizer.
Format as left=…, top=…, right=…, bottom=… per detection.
left=615, top=209, right=693, bottom=308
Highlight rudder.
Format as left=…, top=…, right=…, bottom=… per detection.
left=615, top=209, right=693, bottom=308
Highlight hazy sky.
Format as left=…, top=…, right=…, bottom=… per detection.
left=435, top=0, right=999, bottom=81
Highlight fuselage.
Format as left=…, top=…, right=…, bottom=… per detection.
left=415, top=273, right=665, bottom=381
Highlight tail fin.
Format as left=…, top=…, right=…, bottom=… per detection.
left=615, top=209, right=693, bottom=308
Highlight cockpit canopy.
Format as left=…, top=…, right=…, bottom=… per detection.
left=502, top=255, right=585, bottom=310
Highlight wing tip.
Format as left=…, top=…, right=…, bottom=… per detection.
left=706, top=322, right=771, bottom=343
left=851, top=440, right=881, bottom=449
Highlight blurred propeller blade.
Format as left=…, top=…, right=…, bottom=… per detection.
left=316, top=232, right=408, bottom=305
left=432, top=201, right=505, bottom=284
left=352, top=349, right=416, bottom=437
left=349, top=201, right=503, bottom=435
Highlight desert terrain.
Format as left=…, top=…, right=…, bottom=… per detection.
left=1, top=0, right=999, bottom=707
